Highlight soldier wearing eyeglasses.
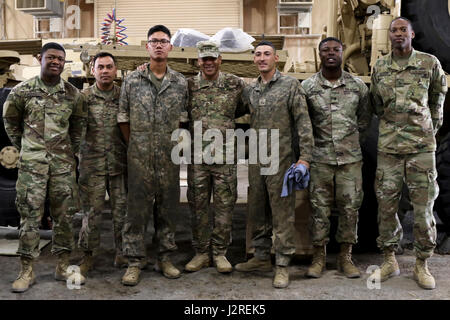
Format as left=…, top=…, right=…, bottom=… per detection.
left=118, top=25, right=189, bottom=286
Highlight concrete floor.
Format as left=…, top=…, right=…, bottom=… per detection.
left=1, top=203, right=449, bottom=301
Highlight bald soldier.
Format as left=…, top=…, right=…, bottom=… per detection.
left=3, top=42, right=87, bottom=292
left=370, top=17, right=447, bottom=290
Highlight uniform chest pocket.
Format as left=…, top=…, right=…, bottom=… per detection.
left=376, top=74, right=395, bottom=101
left=158, top=94, right=185, bottom=133
left=48, top=103, right=72, bottom=126
left=105, top=105, right=119, bottom=126
left=189, top=89, right=209, bottom=118
left=406, top=70, right=430, bottom=103
left=25, top=97, right=45, bottom=123
left=341, top=89, right=360, bottom=104
left=130, top=102, right=150, bottom=132
left=308, top=94, right=329, bottom=121
left=252, top=93, right=276, bottom=113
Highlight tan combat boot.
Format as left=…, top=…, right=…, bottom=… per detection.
left=273, top=266, right=289, bottom=288
left=306, top=246, right=326, bottom=278
left=158, top=260, right=181, bottom=279
left=337, top=243, right=360, bottom=278
left=413, top=258, right=435, bottom=290
left=55, top=252, right=86, bottom=284
left=213, top=255, right=233, bottom=273
left=114, top=251, right=129, bottom=268
left=379, top=247, right=400, bottom=282
left=235, top=257, right=272, bottom=272
left=185, top=253, right=210, bottom=272
left=122, top=266, right=141, bottom=286
left=79, top=251, right=93, bottom=276
left=11, top=257, right=36, bottom=293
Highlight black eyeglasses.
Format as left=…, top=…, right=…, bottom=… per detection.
left=147, top=39, right=171, bottom=46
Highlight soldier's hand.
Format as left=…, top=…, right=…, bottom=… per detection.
left=137, top=63, right=149, bottom=72
left=295, top=159, right=310, bottom=170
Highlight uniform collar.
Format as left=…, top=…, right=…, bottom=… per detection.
left=36, top=76, right=65, bottom=94
left=196, top=71, right=225, bottom=88
left=91, top=83, right=120, bottom=99
left=139, top=63, right=177, bottom=82
left=317, top=70, right=346, bottom=88
left=139, top=63, right=178, bottom=93
left=253, top=69, right=281, bottom=91
left=387, top=49, right=420, bottom=71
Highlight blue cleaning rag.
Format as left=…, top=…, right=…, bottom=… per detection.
left=280, top=163, right=310, bottom=197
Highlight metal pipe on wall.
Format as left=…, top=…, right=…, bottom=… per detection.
left=0, top=0, right=5, bottom=40
left=327, top=0, right=338, bottom=38
left=77, top=0, right=80, bottom=38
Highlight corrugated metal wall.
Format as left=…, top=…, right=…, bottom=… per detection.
left=95, top=0, right=243, bottom=39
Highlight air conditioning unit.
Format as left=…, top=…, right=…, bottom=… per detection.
left=15, top=0, right=64, bottom=17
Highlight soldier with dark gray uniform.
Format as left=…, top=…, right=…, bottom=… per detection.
left=184, top=41, right=246, bottom=274
left=77, top=52, right=128, bottom=276
left=3, top=42, right=87, bottom=292
left=235, top=41, right=313, bottom=288
left=118, top=25, right=188, bottom=286
left=302, top=37, right=371, bottom=279
left=370, top=17, right=447, bottom=290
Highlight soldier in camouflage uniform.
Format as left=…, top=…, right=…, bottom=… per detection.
left=370, top=18, right=447, bottom=290
left=235, top=41, right=314, bottom=288
left=77, top=52, right=128, bottom=276
left=302, top=37, right=371, bottom=279
left=118, top=25, right=188, bottom=286
left=184, top=41, right=246, bottom=274
left=3, top=43, right=87, bottom=292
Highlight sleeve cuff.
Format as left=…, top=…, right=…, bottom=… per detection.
left=179, top=111, right=189, bottom=123
left=117, top=113, right=130, bottom=123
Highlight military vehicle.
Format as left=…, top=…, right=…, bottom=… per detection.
left=0, top=51, right=20, bottom=227
left=0, top=0, right=449, bottom=253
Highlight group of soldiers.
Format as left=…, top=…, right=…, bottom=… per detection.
left=2, top=17, right=447, bottom=293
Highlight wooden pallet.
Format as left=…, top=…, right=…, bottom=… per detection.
left=65, top=43, right=288, bottom=78
left=0, top=39, right=43, bottom=56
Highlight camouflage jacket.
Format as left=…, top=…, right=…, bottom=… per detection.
left=370, top=49, right=447, bottom=154
left=118, top=65, right=188, bottom=171
left=2, top=76, right=86, bottom=175
left=187, top=71, right=246, bottom=164
left=302, top=71, right=371, bottom=165
left=79, top=84, right=126, bottom=176
left=242, top=69, right=313, bottom=169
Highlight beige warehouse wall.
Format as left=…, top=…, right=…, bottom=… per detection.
left=65, top=0, right=94, bottom=38
left=243, top=0, right=328, bottom=35
left=311, top=0, right=329, bottom=35
left=95, top=0, right=242, bottom=38
left=244, top=0, right=329, bottom=67
left=243, top=0, right=278, bottom=34
left=3, top=0, right=34, bottom=39
left=2, top=0, right=94, bottom=40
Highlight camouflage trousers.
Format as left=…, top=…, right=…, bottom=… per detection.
left=187, top=164, right=237, bottom=256
left=375, top=152, right=438, bottom=259
left=15, top=169, right=79, bottom=259
left=78, top=173, right=127, bottom=254
left=122, top=163, right=179, bottom=266
left=309, top=161, right=363, bottom=246
left=248, top=162, right=295, bottom=266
